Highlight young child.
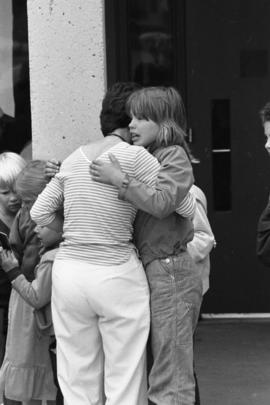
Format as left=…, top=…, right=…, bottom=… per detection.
left=0, top=161, right=57, bottom=405
left=90, top=86, right=203, bottom=405
left=0, top=152, right=26, bottom=371
left=188, top=184, right=216, bottom=296
left=0, top=214, right=63, bottom=405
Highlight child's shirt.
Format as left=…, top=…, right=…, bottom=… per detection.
left=6, top=248, right=58, bottom=336
left=9, top=203, right=41, bottom=282
left=187, top=185, right=215, bottom=295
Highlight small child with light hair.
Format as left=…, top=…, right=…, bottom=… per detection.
left=0, top=152, right=26, bottom=371
left=0, top=152, right=26, bottom=229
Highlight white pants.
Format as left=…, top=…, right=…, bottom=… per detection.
left=51, top=252, right=150, bottom=405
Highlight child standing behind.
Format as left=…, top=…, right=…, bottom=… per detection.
left=0, top=161, right=57, bottom=405
left=188, top=185, right=216, bottom=296
left=0, top=153, right=26, bottom=369
left=0, top=214, right=63, bottom=405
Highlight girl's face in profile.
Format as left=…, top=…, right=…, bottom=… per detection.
left=0, top=184, right=21, bottom=217
left=34, top=224, right=62, bottom=248
left=129, top=114, right=159, bottom=148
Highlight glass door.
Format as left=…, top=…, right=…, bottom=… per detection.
left=0, top=0, right=31, bottom=156
left=105, top=0, right=186, bottom=99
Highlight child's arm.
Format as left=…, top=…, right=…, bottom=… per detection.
left=91, top=145, right=194, bottom=219
left=0, top=249, right=52, bottom=309
left=187, top=200, right=216, bottom=263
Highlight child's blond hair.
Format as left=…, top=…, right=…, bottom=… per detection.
left=0, top=152, right=26, bottom=189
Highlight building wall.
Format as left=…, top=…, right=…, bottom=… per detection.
left=27, top=0, right=106, bottom=160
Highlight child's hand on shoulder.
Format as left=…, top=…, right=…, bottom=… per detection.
left=0, top=248, right=19, bottom=272
left=45, top=159, right=61, bottom=179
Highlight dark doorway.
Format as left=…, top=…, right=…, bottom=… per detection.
left=105, top=0, right=270, bottom=313
left=186, top=0, right=270, bottom=313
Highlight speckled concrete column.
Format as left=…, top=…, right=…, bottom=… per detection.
left=27, top=0, right=106, bottom=160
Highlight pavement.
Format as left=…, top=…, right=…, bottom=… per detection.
left=194, top=319, right=270, bottom=405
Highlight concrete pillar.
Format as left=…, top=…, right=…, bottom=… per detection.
left=27, top=0, right=106, bottom=160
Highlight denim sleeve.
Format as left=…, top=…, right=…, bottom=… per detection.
left=118, top=146, right=194, bottom=219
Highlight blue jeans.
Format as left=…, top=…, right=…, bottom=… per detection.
left=146, top=252, right=202, bottom=405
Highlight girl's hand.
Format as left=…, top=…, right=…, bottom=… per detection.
left=89, top=154, right=125, bottom=188
left=0, top=248, right=19, bottom=272
left=45, top=159, right=61, bottom=179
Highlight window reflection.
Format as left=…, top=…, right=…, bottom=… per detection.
left=128, top=0, right=175, bottom=86
left=0, top=0, right=31, bottom=157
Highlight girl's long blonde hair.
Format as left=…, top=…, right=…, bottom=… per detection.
left=126, top=86, right=191, bottom=158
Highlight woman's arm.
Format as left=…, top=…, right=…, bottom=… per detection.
left=30, top=175, right=64, bottom=227
left=175, top=192, right=196, bottom=220
left=90, top=146, right=194, bottom=219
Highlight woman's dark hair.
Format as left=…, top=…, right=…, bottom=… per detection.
left=100, top=82, right=141, bottom=136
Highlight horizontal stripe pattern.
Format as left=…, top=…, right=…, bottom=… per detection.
left=31, top=142, right=160, bottom=265
left=175, top=192, right=196, bottom=219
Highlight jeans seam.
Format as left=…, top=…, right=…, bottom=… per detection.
left=172, top=259, right=180, bottom=405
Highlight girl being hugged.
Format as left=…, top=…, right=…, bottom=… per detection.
left=90, top=86, right=203, bottom=405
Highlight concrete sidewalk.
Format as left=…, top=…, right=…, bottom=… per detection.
left=194, top=319, right=270, bottom=405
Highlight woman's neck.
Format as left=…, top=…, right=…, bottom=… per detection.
left=109, top=128, right=130, bottom=143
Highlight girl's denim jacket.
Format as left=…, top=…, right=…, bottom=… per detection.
left=118, top=145, right=194, bottom=266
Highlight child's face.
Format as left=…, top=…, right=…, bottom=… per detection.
left=34, top=225, right=62, bottom=248
left=0, top=185, right=21, bottom=216
left=129, top=114, right=160, bottom=148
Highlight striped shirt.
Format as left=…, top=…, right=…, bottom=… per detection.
left=175, top=193, right=196, bottom=219
left=31, top=142, right=160, bottom=265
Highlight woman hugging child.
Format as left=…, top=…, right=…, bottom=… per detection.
left=90, top=86, right=203, bottom=405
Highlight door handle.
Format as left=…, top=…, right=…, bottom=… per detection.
left=188, top=128, right=193, bottom=143
left=212, top=149, right=231, bottom=153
